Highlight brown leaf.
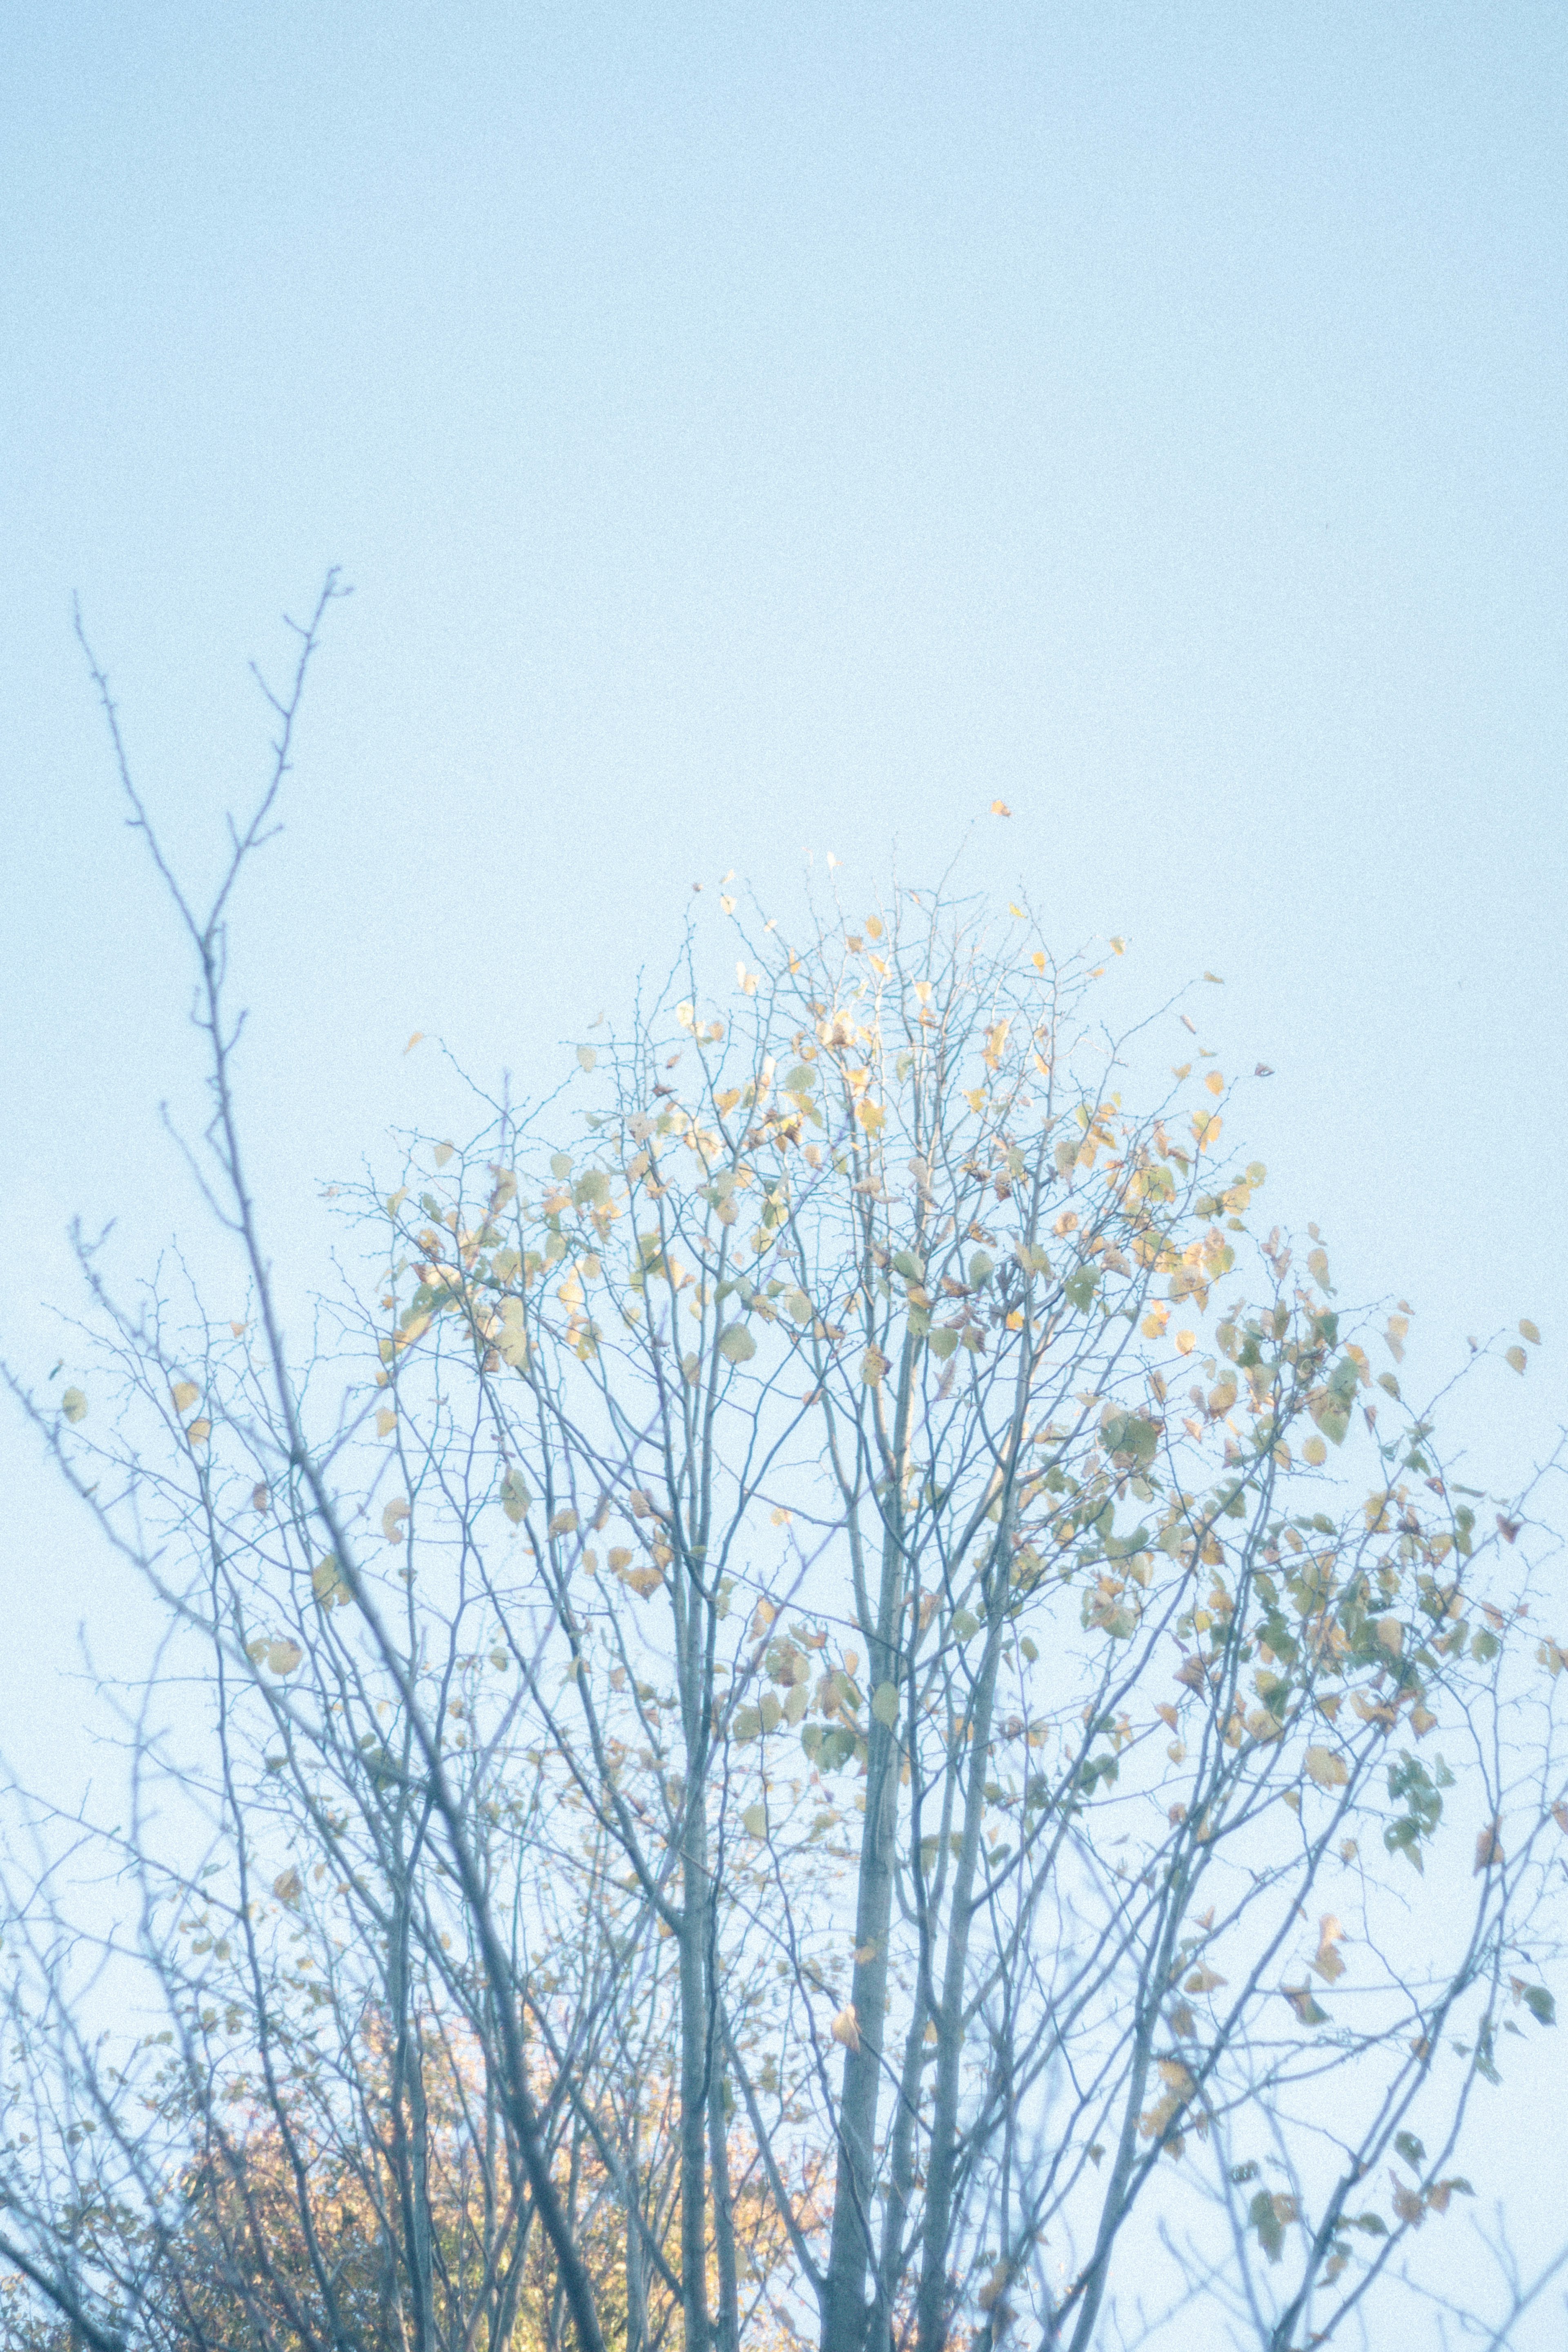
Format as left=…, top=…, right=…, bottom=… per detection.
left=1474, top=1820, right=1503, bottom=1873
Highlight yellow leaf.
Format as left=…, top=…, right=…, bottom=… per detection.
left=60, top=1387, right=87, bottom=1424
left=1031, top=949, right=1045, bottom=971
left=991, top=800, right=1012, bottom=817
left=1311, top=1916, right=1346, bottom=1982
left=1506, top=1345, right=1527, bottom=1375
left=577, top=1045, right=597, bottom=1071
left=312, top=1556, right=348, bottom=1606
left=382, top=1498, right=410, bottom=1544
left=1204, top=1071, right=1224, bottom=1097
left=856, top=1098, right=886, bottom=1134
left=741, top=1802, right=767, bottom=1837
left=1174, top=1331, right=1196, bottom=1357
left=1303, top=1435, right=1327, bottom=1466
left=500, top=1468, right=532, bottom=1523
left=266, top=1640, right=303, bottom=1677
left=831, top=2004, right=861, bottom=2050
left=403, top=1033, right=425, bottom=1054
left=1520, top=1319, right=1542, bottom=1346
left=433, top=1142, right=455, bottom=1169
left=376, top=1407, right=397, bottom=1439
left=861, top=1345, right=889, bottom=1386
left=1203, top=972, right=1223, bottom=984
left=1304, top=1745, right=1349, bottom=1790
left=171, top=1380, right=200, bottom=1413
left=548, top=1507, right=579, bottom=1537
left=273, top=1867, right=302, bottom=1905
left=187, top=1418, right=212, bottom=1447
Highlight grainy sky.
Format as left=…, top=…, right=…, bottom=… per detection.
left=4, top=5, right=1566, bottom=2323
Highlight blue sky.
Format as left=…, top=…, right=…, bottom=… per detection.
left=4, top=6, right=1567, bottom=2295
left=7, top=0, right=1564, bottom=1633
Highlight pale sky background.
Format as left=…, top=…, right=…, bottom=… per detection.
left=4, top=3, right=1567, bottom=2335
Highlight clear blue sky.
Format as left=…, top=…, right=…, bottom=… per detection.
left=4, top=7, right=1567, bottom=2307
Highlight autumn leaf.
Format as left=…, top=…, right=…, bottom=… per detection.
left=382, top=1497, right=410, bottom=1544
left=60, top=1386, right=87, bottom=1424
left=311, top=1555, right=350, bottom=1607
left=830, top=2004, right=861, bottom=2051
left=499, top=1468, right=532, bottom=1523
left=990, top=800, right=1011, bottom=817
left=1304, top=1746, right=1350, bottom=1790
left=1310, top=1917, right=1346, bottom=1983
left=1283, top=1985, right=1329, bottom=2027
left=273, top=1867, right=302, bottom=1906
left=1506, top=1345, right=1528, bottom=1375
left=265, top=1640, right=303, bottom=1677
left=1474, top=1820, right=1503, bottom=1873
left=1520, top=1319, right=1542, bottom=1346
left=171, top=1380, right=200, bottom=1413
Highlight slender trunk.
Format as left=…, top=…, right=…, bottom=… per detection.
left=624, top=2107, right=646, bottom=2352
left=871, top=1986, right=929, bottom=2350
left=913, top=1621, right=1005, bottom=2352
left=708, top=2039, right=740, bottom=2352
left=822, top=1341, right=917, bottom=2352
left=679, top=1820, right=712, bottom=2352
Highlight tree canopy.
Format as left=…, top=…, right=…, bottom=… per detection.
left=3, top=605, right=1565, bottom=2352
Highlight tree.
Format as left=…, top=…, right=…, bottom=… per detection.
left=4, top=593, right=1566, bottom=2352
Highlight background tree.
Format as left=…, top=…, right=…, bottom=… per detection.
left=3, top=608, right=1565, bottom=2352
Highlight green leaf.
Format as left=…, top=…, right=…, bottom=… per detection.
left=1247, top=2190, right=1285, bottom=2264
left=500, top=1468, right=532, bottom=1524
left=60, top=1387, right=87, bottom=1424
left=872, top=1681, right=900, bottom=1728
left=1524, top=1986, right=1556, bottom=2026
left=970, top=1251, right=994, bottom=1286
left=1394, top=2130, right=1425, bottom=2169
left=719, top=1324, right=757, bottom=1365
left=927, top=1327, right=959, bottom=1361
left=741, top=1801, right=767, bottom=1838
